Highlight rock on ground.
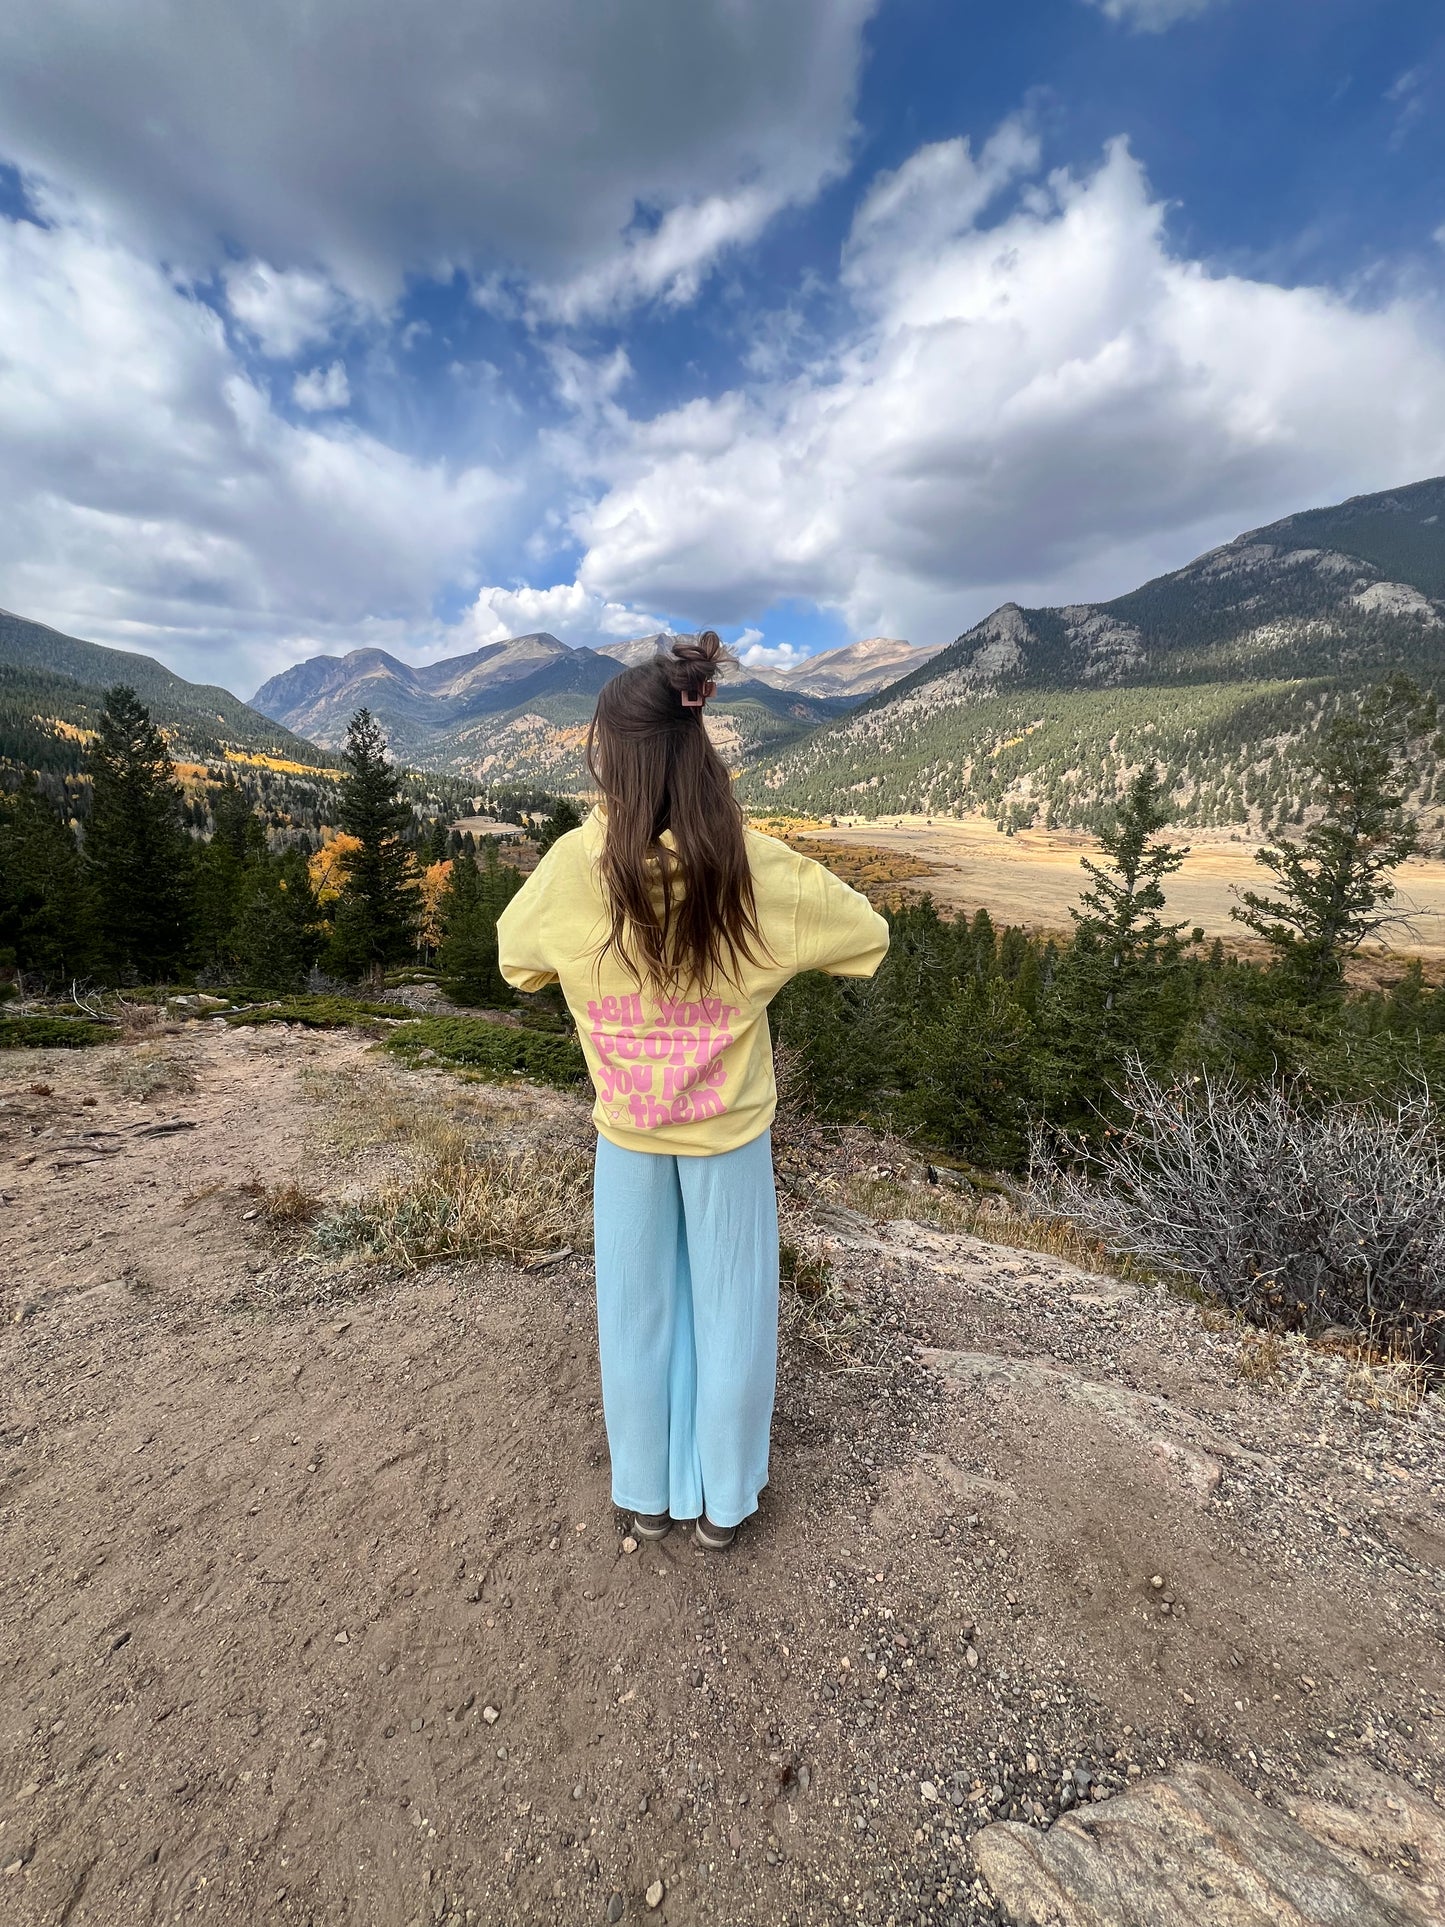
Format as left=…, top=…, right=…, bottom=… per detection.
left=974, top=1757, right=1445, bottom=1926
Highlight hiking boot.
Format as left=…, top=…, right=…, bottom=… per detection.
left=633, top=1512, right=672, bottom=1541
left=694, top=1515, right=737, bottom=1552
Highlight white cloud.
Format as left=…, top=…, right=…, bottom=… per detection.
left=0, top=0, right=876, bottom=314
left=292, top=360, right=351, bottom=412
left=533, top=186, right=797, bottom=324
left=461, top=581, right=665, bottom=653
left=224, top=260, right=351, bottom=357
left=737, top=633, right=808, bottom=673
left=842, top=119, right=1040, bottom=300
left=0, top=205, right=511, bottom=690
left=572, top=135, right=1445, bottom=645
left=1084, top=0, right=1219, bottom=28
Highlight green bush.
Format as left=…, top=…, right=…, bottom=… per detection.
left=387, top=1015, right=585, bottom=1087
left=0, top=1016, right=112, bottom=1049
left=225, top=995, right=402, bottom=1030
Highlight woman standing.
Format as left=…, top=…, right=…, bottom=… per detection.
left=497, top=632, right=888, bottom=1550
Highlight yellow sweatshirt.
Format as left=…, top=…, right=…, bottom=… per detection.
left=496, top=808, right=889, bottom=1155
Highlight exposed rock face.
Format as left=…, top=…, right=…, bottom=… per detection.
left=755, top=635, right=946, bottom=698
left=974, top=1759, right=1445, bottom=1927
left=925, top=1348, right=1254, bottom=1506
left=1058, top=605, right=1146, bottom=682
left=740, top=472, right=1445, bottom=819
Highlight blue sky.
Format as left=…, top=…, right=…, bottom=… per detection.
left=0, top=0, right=1442, bottom=695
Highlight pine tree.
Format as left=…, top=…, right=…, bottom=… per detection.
left=192, top=778, right=267, bottom=975
left=85, top=686, right=192, bottom=981
left=234, top=848, right=321, bottom=992
left=1234, top=681, right=1427, bottom=1000
left=1070, top=763, right=1187, bottom=1006
left=1035, top=765, right=1192, bottom=1126
left=437, top=844, right=522, bottom=1006
left=536, top=797, right=583, bottom=854
left=908, top=976, right=1034, bottom=1166
left=0, top=778, right=98, bottom=985
left=327, top=709, right=419, bottom=979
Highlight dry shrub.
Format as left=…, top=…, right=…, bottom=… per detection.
left=115, top=998, right=169, bottom=1039
left=263, top=1179, right=322, bottom=1225
left=104, top=1043, right=197, bottom=1101
left=1031, top=1068, right=1445, bottom=1370
left=314, top=1140, right=590, bottom=1269
left=780, top=1238, right=866, bottom=1357
left=1235, top=1328, right=1289, bottom=1385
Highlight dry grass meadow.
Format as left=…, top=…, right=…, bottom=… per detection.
left=790, top=813, right=1445, bottom=970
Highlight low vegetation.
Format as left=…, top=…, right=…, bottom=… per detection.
left=0, top=1015, right=110, bottom=1049
left=314, top=1139, right=591, bottom=1269
left=386, top=1015, right=585, bottom=1087
left=225, top=994, right=402, bottom=1030
left=102, top=1042, right=197, bottom=1100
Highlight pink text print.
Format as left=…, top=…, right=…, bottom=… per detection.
left=586, top=993, right=740, bottom=1128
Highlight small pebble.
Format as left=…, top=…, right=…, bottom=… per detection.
left=482, top=1705, right=500, bottom=1725
left=645, top=1878, right=664, bottom=1909
left=606, top=1894, right=624, bottom=1924
left=622, top=1536, right=638, bottom=1555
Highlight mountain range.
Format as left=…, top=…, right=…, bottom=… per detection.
left=5, top=475, right=1443, bottom=837
left=740, top=475, right=1445, bottom=833
left=248, top=631, right=937, bottom=784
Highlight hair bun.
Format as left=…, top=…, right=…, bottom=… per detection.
left=666, top=630, right=735, bottom=707
left=672, top=629, right=728, bottom=669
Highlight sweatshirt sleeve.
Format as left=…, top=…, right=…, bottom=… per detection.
left=792, top=854, right=890, bottom=978
left=496, top=855, right=560, bottom=992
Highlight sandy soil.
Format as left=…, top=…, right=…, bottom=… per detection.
left=795, top=815, right=1445, bottom=963
left=1, top=1024, right=1443, bottom=1926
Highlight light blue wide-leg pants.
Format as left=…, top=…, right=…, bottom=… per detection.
left=592, top=1130, right=780, bottom=1530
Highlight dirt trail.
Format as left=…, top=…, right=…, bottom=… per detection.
left=1, top=1026, right=1442, bottom=1927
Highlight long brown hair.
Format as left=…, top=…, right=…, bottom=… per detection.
left=585, top=631, right=767, bottom=992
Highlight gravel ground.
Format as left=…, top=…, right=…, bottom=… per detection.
left=1, top=1024, right=1441, bottom=1926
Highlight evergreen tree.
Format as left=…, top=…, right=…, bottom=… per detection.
left=85, top=686, right=192, bottom=981
left=234, top=848, right=322, bottom=992
left=536, top=796, right=584, bottom=853
left=192, top=778, right=267, bottom=975
left=908, top=976, right=1034, bottom=1166
left=0, top=778, right=98, bottom=985
left=1033, top=766, right=1194, bottom=1126
left=1234, top=680, right=1427, bottom=1000
left=327, top=709, right=419, bottom=978
left=436, top=844, right=523, bottom=1006
left=1070, top=763, right=1187, bottom=1005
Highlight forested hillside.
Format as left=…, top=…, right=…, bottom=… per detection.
left=743, top=477, right=1445, bottom=833
left=1, top=609, right=330, bottom=765
left=0, top=611, right=471, bottom=853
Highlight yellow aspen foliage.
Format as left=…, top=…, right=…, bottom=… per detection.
left=309, top=831, right=362, bottom=905
left=418, top=860, right=452, bottom=950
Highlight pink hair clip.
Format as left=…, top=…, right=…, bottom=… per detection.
left=680, top=680, right=716, bottom=708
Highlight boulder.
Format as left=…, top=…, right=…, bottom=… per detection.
left=973, top=1760, right=1442, bottom=1926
